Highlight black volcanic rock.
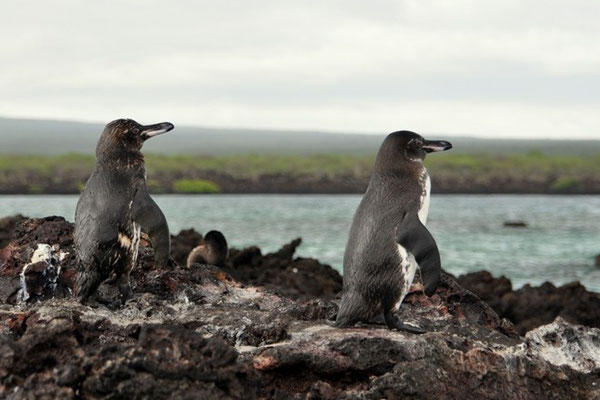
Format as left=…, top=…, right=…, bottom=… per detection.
left=0, top=216, right=76, bottom=304
left=170, top=228, right=204, bottom=266
left=199, top=236, right=343, bottom=301
left=503, top=220, right=528, bottom=228
left=456, top=270, right=513, bottom=312
left=0, top=214, right=26, bottom=248
left=459, top=271, right=600, bottom=335
left=0, top=216, right=599, bottom=398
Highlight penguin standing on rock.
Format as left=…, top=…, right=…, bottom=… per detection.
left=335, top=131, right=452, bottom=332
left=75, top=119, right=174, bottom=303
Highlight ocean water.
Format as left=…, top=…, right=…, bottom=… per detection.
left=1, top=194, right=599, bottom=292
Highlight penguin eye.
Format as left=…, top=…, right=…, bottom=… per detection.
left=408, top=139, right=421, bottom=151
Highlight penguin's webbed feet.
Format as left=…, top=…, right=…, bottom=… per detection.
left=384, top=312, right=426, bottom=334
left=117, top=276, right=133, bottom=304
left=118, top=287, right=133, bottom=304
left=167, top=257, right=178, bottom=268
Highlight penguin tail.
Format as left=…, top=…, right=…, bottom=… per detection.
left=335, top=314, right=359, bottom=328
left=335, top=291, right=371, bottom=328
left=334, top=309, right=352, bottom=328
left=75, top=267, right=103, bottom=304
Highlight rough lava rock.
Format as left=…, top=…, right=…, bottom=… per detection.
left=459, top=270, right=600, bottom=335
left=0, top=214, right=27, bottom=248
left=0, top=216, right=598, bottom=399
left=223, top=238, right=343, bottom=300
left=171, top=229, right=343, bottom=300
left=171, top=228, right=204, bottom=265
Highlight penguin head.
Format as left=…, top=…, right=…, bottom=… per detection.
left=97, top=119, right=174, bottom=160
left=187, top=230, right=229, bottom=267
left=375, top=131, right=452, bottom=172
left=204, top=230, right=229, bottom=265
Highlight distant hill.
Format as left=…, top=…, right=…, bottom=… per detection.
left=1, top=116, right=599, bottom=155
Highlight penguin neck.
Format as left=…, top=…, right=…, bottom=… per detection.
left=206, top=240, right=228, bottom=265
left=368, top=161, right=428, bottom=215
left=95, top=147, right=146, bottom=175
left=373, top=158, right=426, bottom=180
left=187, top=245, right=209, bottom=267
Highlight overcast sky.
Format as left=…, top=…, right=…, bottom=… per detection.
left=1, top=0, right=599, bottom=138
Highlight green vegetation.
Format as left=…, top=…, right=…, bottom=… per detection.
left=172, top=179, right=220, bottom=194
left=145, top=153, right=374, bottom=179
left=550, top=177, right=581, bottom=192
left=27, top=184, right=44, bottom=194
left=0, top=152, right=599, bottom=194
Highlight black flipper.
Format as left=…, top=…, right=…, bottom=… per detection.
left=131, top=189, right=171, bottom=268
left=396, top=212, right=441, bottom=296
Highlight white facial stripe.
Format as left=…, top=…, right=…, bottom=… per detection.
left=144, top=129, right=169, bottom=138
left=423, top=144, right=446, bottom=152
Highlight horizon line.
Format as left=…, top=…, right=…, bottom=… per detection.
left=0, top=114, right=598, bottom=142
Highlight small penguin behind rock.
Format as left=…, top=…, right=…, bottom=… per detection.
left=75, top=119, right=174, bottom=303
left=335, top=131, right=452, bottom=332
left=186, top=231, right=229, bottom=267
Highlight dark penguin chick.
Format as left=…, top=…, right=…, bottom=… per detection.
left=335, top=131, right=452, bottom=333
left=75, top=119, right=174, bottom=303
left=186, top=230, right=228, bottom=267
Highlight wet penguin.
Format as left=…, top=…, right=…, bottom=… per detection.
left=75, top=119, right=174, bottom=303
left=335, top=131, right=452, bottom=332
left=186, top=230, right=229, bottom=267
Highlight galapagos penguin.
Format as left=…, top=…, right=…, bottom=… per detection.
left=335, top=130, right=452, bottom=332
left=186, top=230, right=229, bottom=267
left=74, top=119, right=174, bottom=303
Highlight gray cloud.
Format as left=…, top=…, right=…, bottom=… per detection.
left=1, top=0, right=599, bottom=138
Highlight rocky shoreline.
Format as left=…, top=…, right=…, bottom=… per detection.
left=0, top=215, right=599, bottom=399
left=2, top=171, right=600, bottom=195
left=3, top=175, right=600, bottom=195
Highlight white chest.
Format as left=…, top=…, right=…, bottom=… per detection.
left=395, top=244, right=418, bottom=311
left=418, top=171, right=431, bottom=225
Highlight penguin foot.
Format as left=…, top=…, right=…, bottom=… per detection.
left=118, top=286, right=133, bottom=304
left=384, top=312, right=426, bottom=334
left=117, top=279, right=133, bottom=304
left=367, top=314, right=387, bottom=325
left=167, top=257, right=178, bottom=268
left=391, top=323, right=426, bottom=334
left=93, top=294, right=122, bottom=310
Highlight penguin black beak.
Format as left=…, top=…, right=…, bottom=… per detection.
left=140, top=122, right=174, bottom=140
left=422, top=140, right=452, bottom=153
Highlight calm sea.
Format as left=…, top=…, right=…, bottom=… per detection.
left=1, top=194, right=599, bottom=292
